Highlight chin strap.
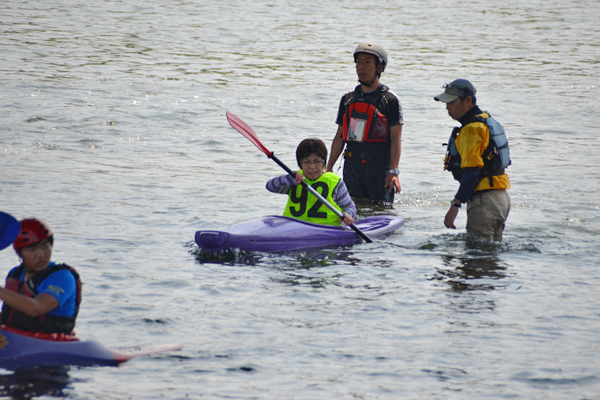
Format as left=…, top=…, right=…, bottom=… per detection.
left=358, top=77, right=377, bottom=87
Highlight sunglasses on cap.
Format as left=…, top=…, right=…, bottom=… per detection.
left=443, top=82, right=475, bottom=98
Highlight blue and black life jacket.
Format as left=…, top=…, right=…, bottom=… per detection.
left=444, top=113, right=511, bottom=186
left=0, top=263, right=82, bottom=334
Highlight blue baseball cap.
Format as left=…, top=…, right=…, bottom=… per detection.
left=434, top=79, right=477, bottom=103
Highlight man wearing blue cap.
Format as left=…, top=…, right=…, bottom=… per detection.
left=434, top=79, right=511, bottom=241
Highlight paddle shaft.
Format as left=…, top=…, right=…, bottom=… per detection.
left=269, top=153, right=373, bottom=243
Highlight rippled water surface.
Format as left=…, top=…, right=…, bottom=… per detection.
left=1, top=0, right=599, bottom=398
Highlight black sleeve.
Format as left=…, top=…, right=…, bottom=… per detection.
left=383, top=91, right=403, bottom=127
left=335, top=95, right=347, bottom=126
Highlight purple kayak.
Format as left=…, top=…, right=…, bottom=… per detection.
left=195, top=215, right=404, bottom=252
left=0, top=325, right=183, bottom=370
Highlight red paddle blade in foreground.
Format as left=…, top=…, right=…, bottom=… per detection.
left=226, top=112, right=272, bottom=156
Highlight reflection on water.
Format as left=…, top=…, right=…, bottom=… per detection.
left=193, top=244, right=398, bottom=290
left=272, top=273, right=335, bottom=289
left=0, top=366, right=73, bottom=399
left=191, top=245, right=264, bottom=266
left=425, top=234, right=512, bottom=292
left=268, top=250, right=351, bottom=288
left=191, top=239, right=364, bottom=270
left=434, top=255, right=509, bottom=292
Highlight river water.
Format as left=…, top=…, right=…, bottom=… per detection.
left=1, top=0, right=599, bottom=398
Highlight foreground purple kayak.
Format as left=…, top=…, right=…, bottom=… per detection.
left=0, top=325, right=183, bottom=370
left=195, top=215, right=404, bottom=252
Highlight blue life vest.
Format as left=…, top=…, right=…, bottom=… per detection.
left=0, top=263, right=81, bottom=334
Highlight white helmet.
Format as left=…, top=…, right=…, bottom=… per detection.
left=354, top=42, right=388, bottom=73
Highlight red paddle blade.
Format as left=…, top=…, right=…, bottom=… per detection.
left=226, top=112, right=272, bottom=156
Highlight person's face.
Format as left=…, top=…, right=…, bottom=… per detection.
left=20, top=238, right=52, bottom=274
left=446, top=96, right=472, bottom=121
left=355, top=53, right=378, bottom=84
left=300, top=152, right=325, bottom=181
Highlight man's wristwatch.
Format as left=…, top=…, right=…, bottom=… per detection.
left=388, top=169, right=400, bottom=175
left=451, top=200, right=461, bottom=208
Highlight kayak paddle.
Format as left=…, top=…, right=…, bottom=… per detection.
left=226, top=111, right=373, bottom=244
left=0, top=211, right=20, bottom=251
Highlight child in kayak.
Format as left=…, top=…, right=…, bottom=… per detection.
left=266, top=138, right=356, bottom=226
left=0, top=218, right=81, bottom=335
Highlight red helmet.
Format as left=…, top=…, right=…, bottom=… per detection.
left=13, top=218, right=54, bottom=253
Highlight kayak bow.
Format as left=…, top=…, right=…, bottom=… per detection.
left=0, top=325, right=183, bottom=370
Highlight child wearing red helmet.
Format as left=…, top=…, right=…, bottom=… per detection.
left=0, top=218, right=81, bottom=335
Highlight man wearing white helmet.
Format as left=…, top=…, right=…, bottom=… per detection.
left=325, top=42, right=403, bottom=207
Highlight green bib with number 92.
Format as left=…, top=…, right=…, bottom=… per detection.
left=283, top=171, right=343, bottom=226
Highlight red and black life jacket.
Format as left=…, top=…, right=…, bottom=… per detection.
left=0, top=263, right=81, bottom=334
left=342, top=85, right=390, bottom=143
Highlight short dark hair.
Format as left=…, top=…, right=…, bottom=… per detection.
left=464, top=95, right=477, bottom=105
left=296, top=138, right=328, bottom=168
